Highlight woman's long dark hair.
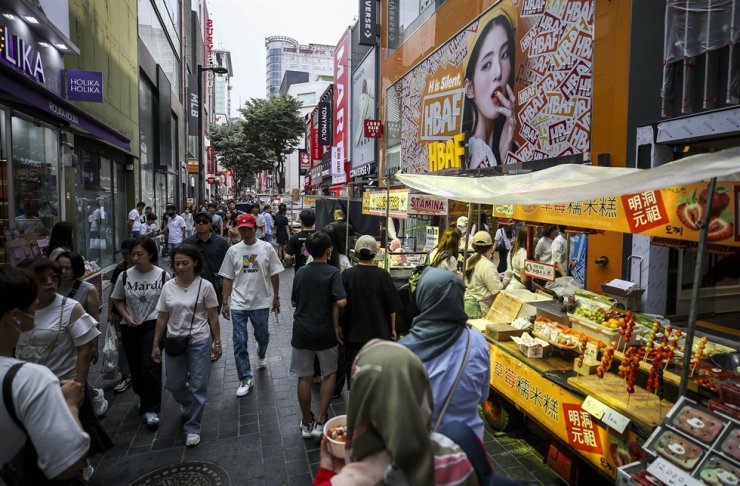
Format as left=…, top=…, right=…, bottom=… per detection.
left=464, top=243, right=494, bottom=280
left=47, top=221, right=74, bottom=255
left=322, top=224, right=344, bottom=269
left=461, top=14, right=516, bottom=165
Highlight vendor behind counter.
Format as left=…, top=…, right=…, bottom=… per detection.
left=464, top=232, right=512, bottom=319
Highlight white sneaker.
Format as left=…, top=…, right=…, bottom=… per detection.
left=236, top=378, right=253, bottom=397
left=113, top=376, right=132, bottom=393
left=185, top=433, right=201, bottom=447
left=299, top=418, right=314, bottom=439
left=311, top=420, right=325, bottom=438
left=145, top=412, right=160, bottom=427
left=92, top=388, right=108, bottom=417
left=257, top=357, right=268, bottom=369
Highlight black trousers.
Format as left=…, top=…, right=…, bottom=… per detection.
left=344, top=342, right=367, bottom=391
left=120, top=320, right=162, bottom=414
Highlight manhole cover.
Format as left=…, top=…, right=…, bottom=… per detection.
left=129, top=462, right=230, bottom=486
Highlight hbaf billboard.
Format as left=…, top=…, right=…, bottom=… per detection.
left=398, top=0, right=594, bottom=173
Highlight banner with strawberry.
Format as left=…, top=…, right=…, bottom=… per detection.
left=493, top=182, right=739, bottom=246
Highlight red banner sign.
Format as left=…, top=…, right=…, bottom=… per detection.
left=207, top=146, right=216, bottom=174
left=364, top=119, right=383, bottom=138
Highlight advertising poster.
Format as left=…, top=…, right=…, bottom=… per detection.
left=332, top=30, right=351, bottom=184
left=398, top=0, right=594, bottom=174
left=493, top=182, right=740, bottom=247
left=362, top=189, right=410, bottom=218
left=351, top=49, right=376, bottom=170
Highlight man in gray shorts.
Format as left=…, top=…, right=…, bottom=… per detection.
left=290, top=231, right=347, bottom=439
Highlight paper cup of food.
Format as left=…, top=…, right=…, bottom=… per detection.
left=324, top=414, right=348, bottom=459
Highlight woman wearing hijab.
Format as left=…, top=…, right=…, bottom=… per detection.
left=314, top=340, right=478, bottom=486
left=401, top=267, right=490, bottom=439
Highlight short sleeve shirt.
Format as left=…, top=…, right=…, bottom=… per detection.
left=15, top=295, right=100, bottom=380
left=341, top=265, right=402, bottom=343
left=291, top=262, right=346, bottom=350
left=0, top=358, right=90, bottom=479
left=218, top=239, right=284, bottom=310
left=551, top=234, right=568, bottom=267
left=111, top=266, right=169, bottom=322
left=285, top=229, right=315, bottom=272
left=167, top=214, right=186, bottom=244
left=156, top=277, right=218, bottom=343
left=128, top=208, right=140, bottom=222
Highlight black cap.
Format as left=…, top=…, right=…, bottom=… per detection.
left=194, top=211, right=212, bottom=222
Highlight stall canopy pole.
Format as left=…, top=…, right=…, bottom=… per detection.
left=679, top=177, right=717, bottom=397
left=462, top=203, right=473, bottom=272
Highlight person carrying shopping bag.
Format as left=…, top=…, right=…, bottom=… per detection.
left=152, top=244, right=221, bottom=447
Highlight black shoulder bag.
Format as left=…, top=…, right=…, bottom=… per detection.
left=163, top=278, right=202, bottom=356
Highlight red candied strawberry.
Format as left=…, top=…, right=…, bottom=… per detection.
left=707, top=217, right=734, bottom=241
left=699, top=186, right=730, bottom=216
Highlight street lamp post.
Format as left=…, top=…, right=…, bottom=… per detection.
left=197, top=64, right=229, bottom=203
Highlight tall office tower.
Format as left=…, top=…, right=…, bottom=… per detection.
left=211, top=49, right=233, bottom=124
left=265, top=36, right=334, bottom=97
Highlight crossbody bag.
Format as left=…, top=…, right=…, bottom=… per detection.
left=163, top=278, right=202, bottom=356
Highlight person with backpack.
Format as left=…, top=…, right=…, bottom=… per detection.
left=314, top=340, right=478, bottom=486
left=493, top=225, right=513, bottom=273
left=0, top=266, right=90, bottom=484
left=284, top=209, right=316, bottom=272
left=401, top=267, right=490, bottom=440
left=111, top=237, right=170, bottom=428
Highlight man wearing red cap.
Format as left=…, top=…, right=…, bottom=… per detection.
left=218, top=213, right=284, bottom=397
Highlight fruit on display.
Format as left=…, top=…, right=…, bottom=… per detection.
left=576, top=335, right=589, bottom=368
left=574, top=305, right=607, bottom=325
left=691, top=336, right=708, bottom=377
left=597, top=341, right=616, bottom=379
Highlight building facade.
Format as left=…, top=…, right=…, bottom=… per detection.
left=265, top=35, right=334, bottom=97
left=0, top=0, right=137, bottom=269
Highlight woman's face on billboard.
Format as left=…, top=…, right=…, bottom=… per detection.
left=467, top=24, right=512, bottom=122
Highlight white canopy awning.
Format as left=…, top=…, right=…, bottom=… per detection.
left=395, top=147, right=740, bottom=204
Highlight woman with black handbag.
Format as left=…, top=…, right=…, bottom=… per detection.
left=152, top=244, right=221, bottom=447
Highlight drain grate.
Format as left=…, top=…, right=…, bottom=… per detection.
left=129, top=462, right=230, bottom=486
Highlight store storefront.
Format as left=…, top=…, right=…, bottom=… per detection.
left=0, top=9, right=132, bottom=268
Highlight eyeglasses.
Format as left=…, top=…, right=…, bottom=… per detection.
left=195, top=220, right=211, bottom=225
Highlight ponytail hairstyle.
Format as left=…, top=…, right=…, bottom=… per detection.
left=464, top=242, right=494, bottom=281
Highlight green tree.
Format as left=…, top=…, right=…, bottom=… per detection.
left=239, top=95, right=304, bottom=193
left=209, top=122, right=270, bottom=197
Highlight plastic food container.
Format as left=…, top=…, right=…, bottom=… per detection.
left=569, top=314, right=620, bottom=347
left=324, top=415, right=347, bottom=459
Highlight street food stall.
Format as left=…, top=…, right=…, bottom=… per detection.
left=395, top=148, right=740, bottom=483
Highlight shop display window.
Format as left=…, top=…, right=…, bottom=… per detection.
left=76, top=150, right=114, bottom=269
left=139, top=78, right=156, bottom=217
left=7, top=116, right=59, bottom=265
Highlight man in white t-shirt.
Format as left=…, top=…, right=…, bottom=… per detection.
left=252, top=205, right=265, bottom=240
left=219, top=213, right=284, bottom=397
left=165, top=204, right=186, bottom=254
left=129, top=201, right=145, bottom=237
left=551, top=225, right=573, bottom=277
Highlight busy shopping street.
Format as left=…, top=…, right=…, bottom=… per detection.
left=1, top=0, right=740, bottom=485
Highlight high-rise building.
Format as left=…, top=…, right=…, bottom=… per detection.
left=265, top=36, right=334, bottom=97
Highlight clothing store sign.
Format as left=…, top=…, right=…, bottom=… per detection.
left=359, top=0, right=377, bottom=46
left=66, top=70, right=103, bottom=102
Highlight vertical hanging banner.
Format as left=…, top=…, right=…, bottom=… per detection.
left=359, top=0, right=377, bottom=46
left=351, top=50, right=377, bottom=169
left=298, top=149, right=310, bottom=175
left=318, top=101, right=333, bottom=145
left=332, top=30, right=351, bottom=185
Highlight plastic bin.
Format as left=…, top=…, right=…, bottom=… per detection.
left=569, top=314, right=620, bottom=347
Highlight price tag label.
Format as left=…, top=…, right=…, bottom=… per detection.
left=647, top=457, right=701, bottom=486
left=601, top=408, right=631, bottom=433
left=582, top=396, right=607, bottom=420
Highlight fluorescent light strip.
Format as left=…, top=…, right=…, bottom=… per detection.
left=23, top=15, right=39, bottom=24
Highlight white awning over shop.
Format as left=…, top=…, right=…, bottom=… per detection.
left=396, top=147, right=740, bottom=204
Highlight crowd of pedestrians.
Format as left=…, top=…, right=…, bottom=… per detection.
left=1, top=196, right=539, bottom=485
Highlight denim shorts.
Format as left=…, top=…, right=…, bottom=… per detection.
left=289, top=346, right=338, bottom=378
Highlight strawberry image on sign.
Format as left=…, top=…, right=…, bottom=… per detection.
left=676, top=189, right=704, bottom=231
left=699, top=186, right=730, bottom=217
left=707, top=215, right=734, bottom=241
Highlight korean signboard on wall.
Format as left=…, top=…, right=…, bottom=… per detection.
left=397, top=0, right=594, bottom=174
left=493, top=182, right=740, bottom=247
left=351, top=49, right=376, bottom=170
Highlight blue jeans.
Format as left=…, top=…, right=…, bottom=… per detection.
left=164, top=337, right=212, bottom=434
left=231, top=308, right=270, bottom=380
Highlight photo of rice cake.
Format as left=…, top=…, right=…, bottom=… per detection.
left=671, top=403, right=726, bottom=444
left=698, top=455, right=739, bottom=486
left=654, top=430, right=705, bottom=471
left=720, top=427, right=740, bottom=463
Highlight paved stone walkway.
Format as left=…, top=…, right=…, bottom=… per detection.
left=88, top=267, right=564, bottom=485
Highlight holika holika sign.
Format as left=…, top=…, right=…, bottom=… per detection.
left=66, top=70, right=103, bottom=103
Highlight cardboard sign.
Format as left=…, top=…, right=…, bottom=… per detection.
left=524, top=259, right=556, bottom=281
